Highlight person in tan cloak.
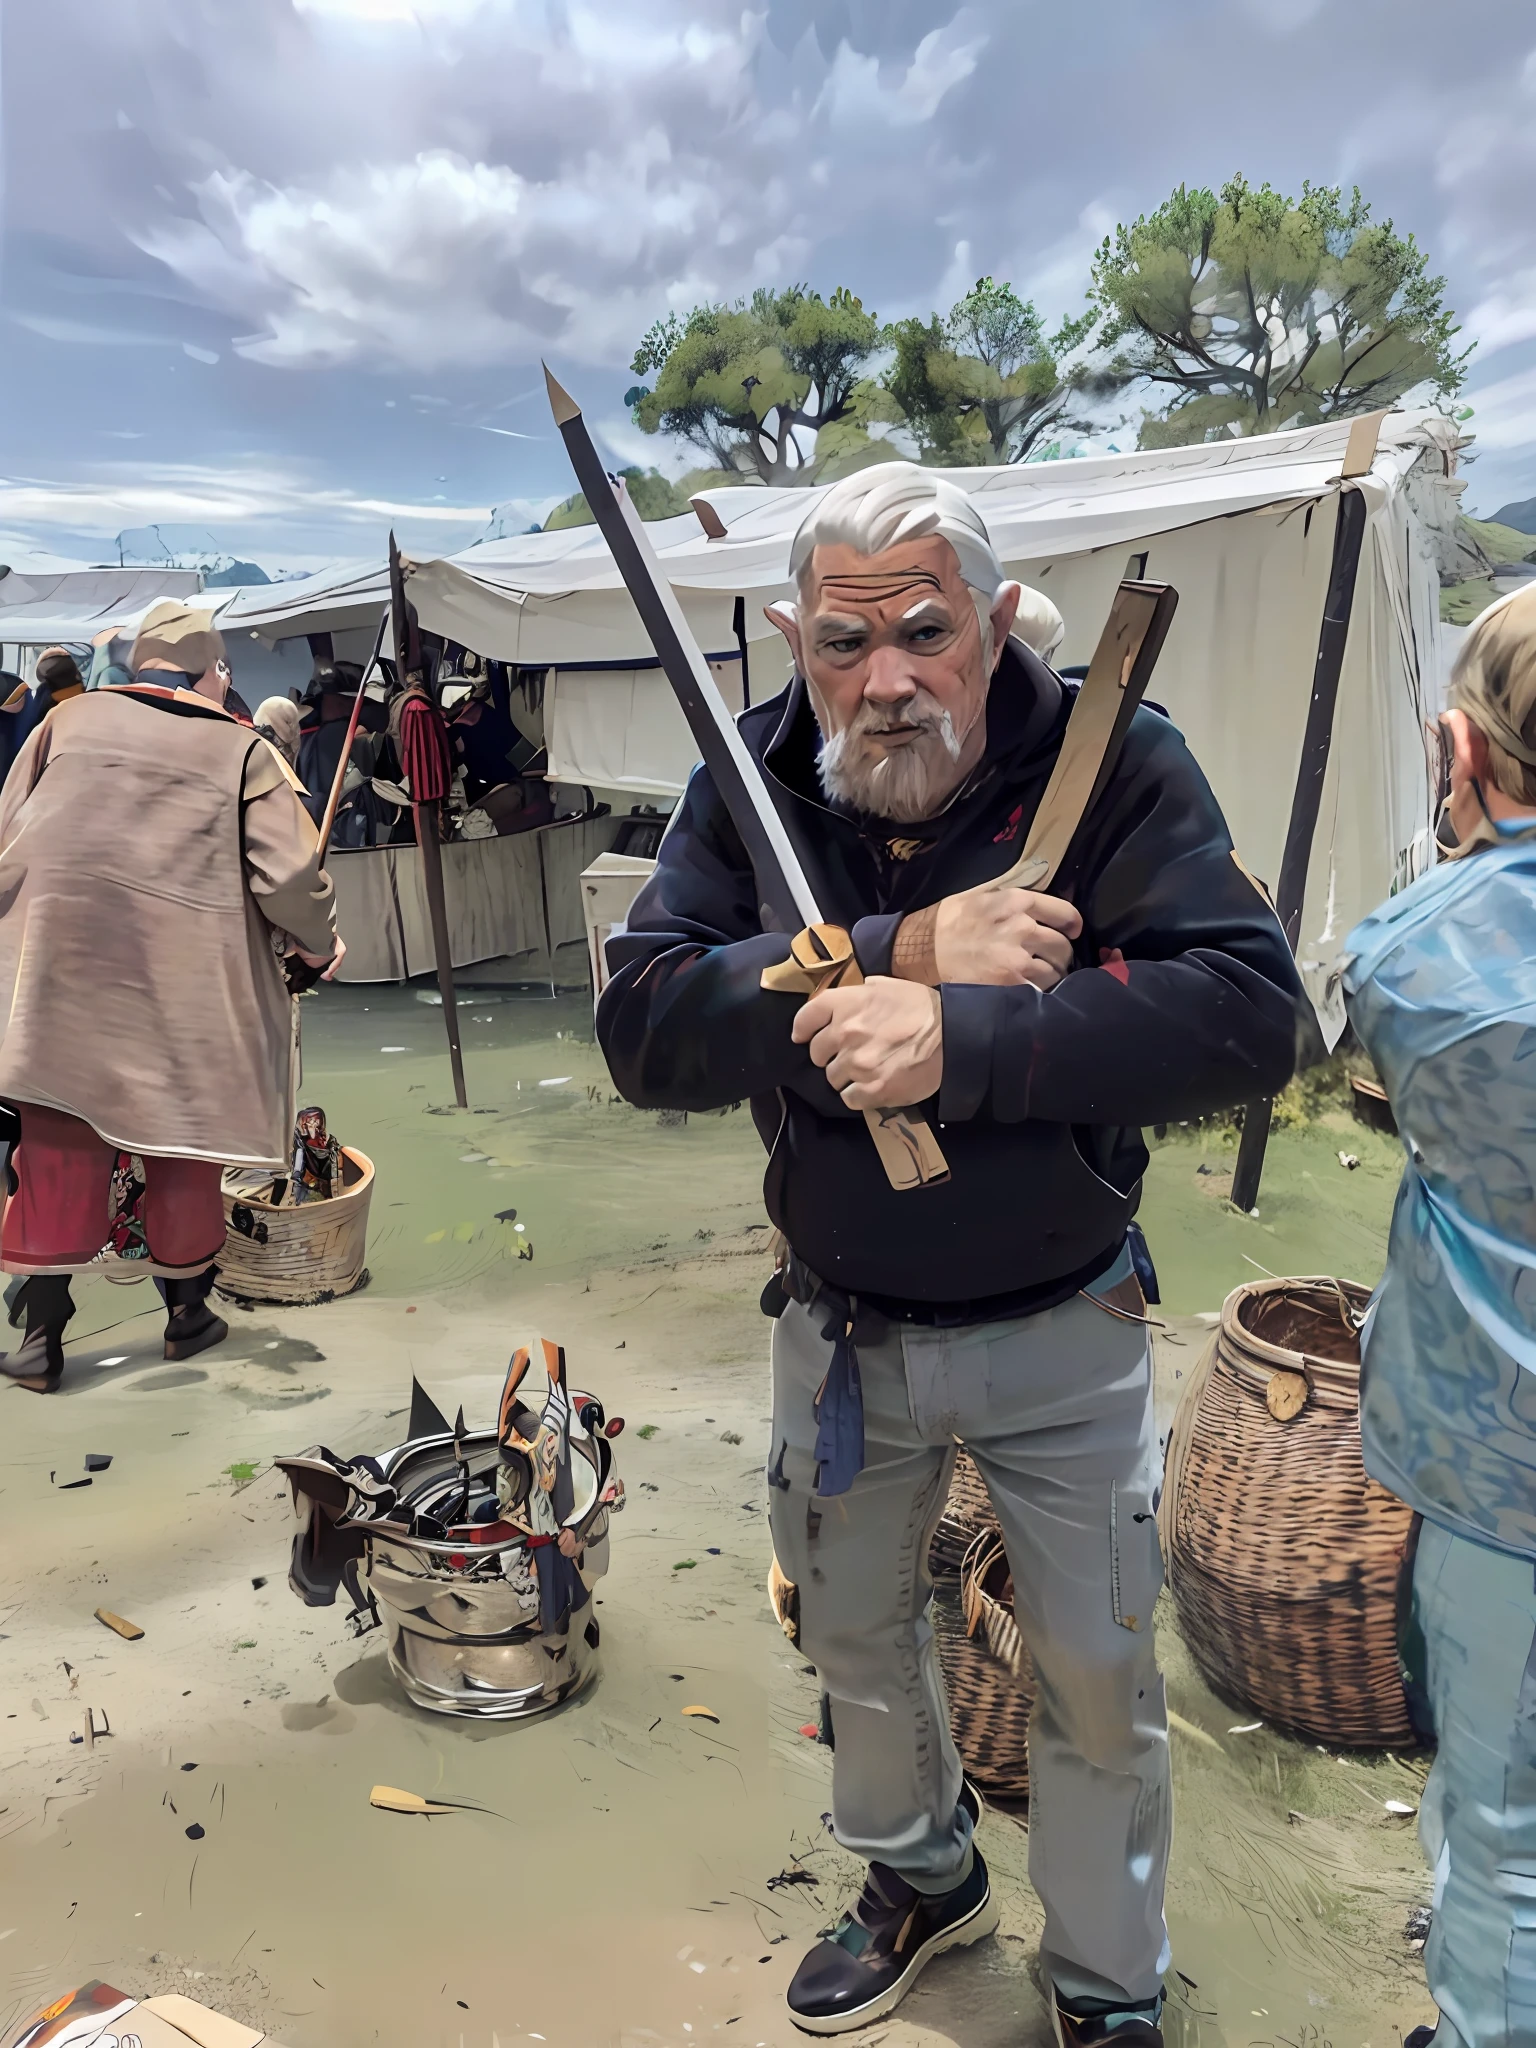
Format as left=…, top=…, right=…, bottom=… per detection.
left=0, top=601, right=342, bottom=1391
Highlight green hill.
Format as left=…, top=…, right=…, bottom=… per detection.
left=1460, top=515, right=1536, bottom=567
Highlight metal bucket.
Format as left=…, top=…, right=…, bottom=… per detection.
left=363, top=1421, right=618, bottom=1720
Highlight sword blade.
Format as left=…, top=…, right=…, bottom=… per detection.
left=543, top=365, right=820, bottom=934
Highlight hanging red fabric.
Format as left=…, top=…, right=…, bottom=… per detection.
left=397, top=689, right=452, bottom=804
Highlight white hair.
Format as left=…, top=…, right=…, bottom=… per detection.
left=789, top=461, right=1007, bottom=603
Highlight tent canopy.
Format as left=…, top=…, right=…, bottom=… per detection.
left=0, top=565, right=203, bottom=653
left=219, top=409, right=1455, bottom=665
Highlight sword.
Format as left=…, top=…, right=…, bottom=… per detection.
left=544, top=365, right=949, bottom=1192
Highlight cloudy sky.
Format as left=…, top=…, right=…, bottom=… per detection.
left=2, top=0, right=1533, bottom=568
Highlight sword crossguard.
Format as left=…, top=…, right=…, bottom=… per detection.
left=760, top=922, right=859, bottom=996
left=760, top=927, right=951, bottom=1192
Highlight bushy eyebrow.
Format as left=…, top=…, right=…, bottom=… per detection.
left=810, top=612, right=872, bottom=644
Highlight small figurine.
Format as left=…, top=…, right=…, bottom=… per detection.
left=290, top=1105, right=342, bottom=1204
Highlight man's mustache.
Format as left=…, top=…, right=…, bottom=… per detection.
left=843, top=695, right=964, bottom=758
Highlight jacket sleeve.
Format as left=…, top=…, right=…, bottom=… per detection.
left=241, top=743, right=339, bottom=960
left=596, top=765, right=849, bottom=1117
left=936, top=714, right=1305, bottom=1127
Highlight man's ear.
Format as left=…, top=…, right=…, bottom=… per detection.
left=764, top=601, right=802, bottom=675
left=989, top=583, right=1022, bottom=669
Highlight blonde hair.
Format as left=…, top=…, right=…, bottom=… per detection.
left=1449, top=583, right=1536, bottom=804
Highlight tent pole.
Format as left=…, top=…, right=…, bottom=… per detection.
left=1230, top=482, right=1370, bottom=1213
left=733, top=594, right=751, bottom=709
left=535, top=825, right=557, bottom=999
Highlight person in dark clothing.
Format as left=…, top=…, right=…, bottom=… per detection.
left=597, top=464, right=1303, bottom=2046
left=297, top=661, right=393, bottom=845
left=33, top=647, right=86, bottom=708
left=297, top=661, right=362, bottom=810
left=0, top=648, right=87, bottom=784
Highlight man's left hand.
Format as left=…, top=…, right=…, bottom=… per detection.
left=792, top=977, right=942, bottom=1110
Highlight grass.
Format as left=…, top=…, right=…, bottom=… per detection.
left=1460, top=515, right=1536, bottom=567
left=1441, top=579, right=1501, bottom=625
left=1136, top=1051, right=1402, bottom=1314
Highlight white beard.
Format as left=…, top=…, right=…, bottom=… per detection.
left=817, top=688, right=971, bottom=823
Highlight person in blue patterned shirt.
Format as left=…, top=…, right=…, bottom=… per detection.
left=1344, top=581, right=1536, bottom=2048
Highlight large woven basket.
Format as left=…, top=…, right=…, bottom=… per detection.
left=930, top=1448, right=997, bottom=1577
left=933, top=1526, right=1037, bottom=1798
left=1162, top=1275, right=1417, bottom=1749
left=217, top=1147, right=374, bottom=1308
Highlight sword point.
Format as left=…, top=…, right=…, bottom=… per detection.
left=542, top=362, right=581, bottom=426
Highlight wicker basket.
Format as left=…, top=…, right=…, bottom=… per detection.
left=933, top=1526, right=1036, bottom=1798
left=1162, top=1275, right=1417, bottom=1749
left=216, top=1147, right=374, bottom=1308
left=929, top=1448, right=998, bottom=1577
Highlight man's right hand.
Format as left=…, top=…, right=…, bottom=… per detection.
left=285, top=934, right=347, bottom=991
left=930, top=887, right=1083, bottom=988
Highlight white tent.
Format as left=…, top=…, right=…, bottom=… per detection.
left=222, top=410, right=1457, bottom=1032
left=0, top=562, right=204, bottom=674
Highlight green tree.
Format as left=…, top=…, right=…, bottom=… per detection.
left=543, top=465, right=692, bottom=531
left=627, top=285, right=894, bottom=485
left=884, top=277, right=1095, bottom=464
left=1089, top=175, right=1470, bottom=448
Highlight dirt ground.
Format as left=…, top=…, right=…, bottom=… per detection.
left=0, top=988, right=1433, bottom=2047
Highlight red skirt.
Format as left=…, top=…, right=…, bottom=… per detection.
left=2, top=1103, right=225, bottom=1277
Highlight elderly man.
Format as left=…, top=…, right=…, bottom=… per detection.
left=0, top=604, right=341, bottom=1390
left=598, top=465, right=1302, bottom=2045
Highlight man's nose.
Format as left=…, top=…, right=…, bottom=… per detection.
left=862, top=646, right=919, bottom=706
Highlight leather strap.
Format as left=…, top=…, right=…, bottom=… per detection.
left=890, top=902, right=940, bottom=985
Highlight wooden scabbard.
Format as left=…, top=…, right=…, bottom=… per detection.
left=761, top=924, right=950, bottom=1191
left=987, top=580, right=1178, bottom=898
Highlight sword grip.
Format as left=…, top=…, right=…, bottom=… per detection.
left=759, top=924, right=951, bottom=1193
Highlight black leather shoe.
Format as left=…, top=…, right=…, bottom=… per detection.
left=1052, top=1988, right=1164, bottom=2048
left=1403, top=2027, right=1437, bottom=2048
left=164, top=1303, right=228, bottom=1361
left=786, top=1847, right=997, bottom=2034
left=1, top=1320, right=65, bottom=1392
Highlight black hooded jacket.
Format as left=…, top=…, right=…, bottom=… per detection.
left=597, top=640, right=1304, bottom=1310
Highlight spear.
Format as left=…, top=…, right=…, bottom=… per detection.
left=389, top=533, right=468, bottom=1109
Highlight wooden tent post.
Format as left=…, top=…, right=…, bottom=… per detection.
left=389, top=527, right=469, bottom=1110
left=1230, top=480, right=1371, bottom=1213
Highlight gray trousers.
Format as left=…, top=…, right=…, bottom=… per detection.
left=1415, top=1519, right=1536, bottom=2048
left=768, top=1251, right=1172, bottom=2008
